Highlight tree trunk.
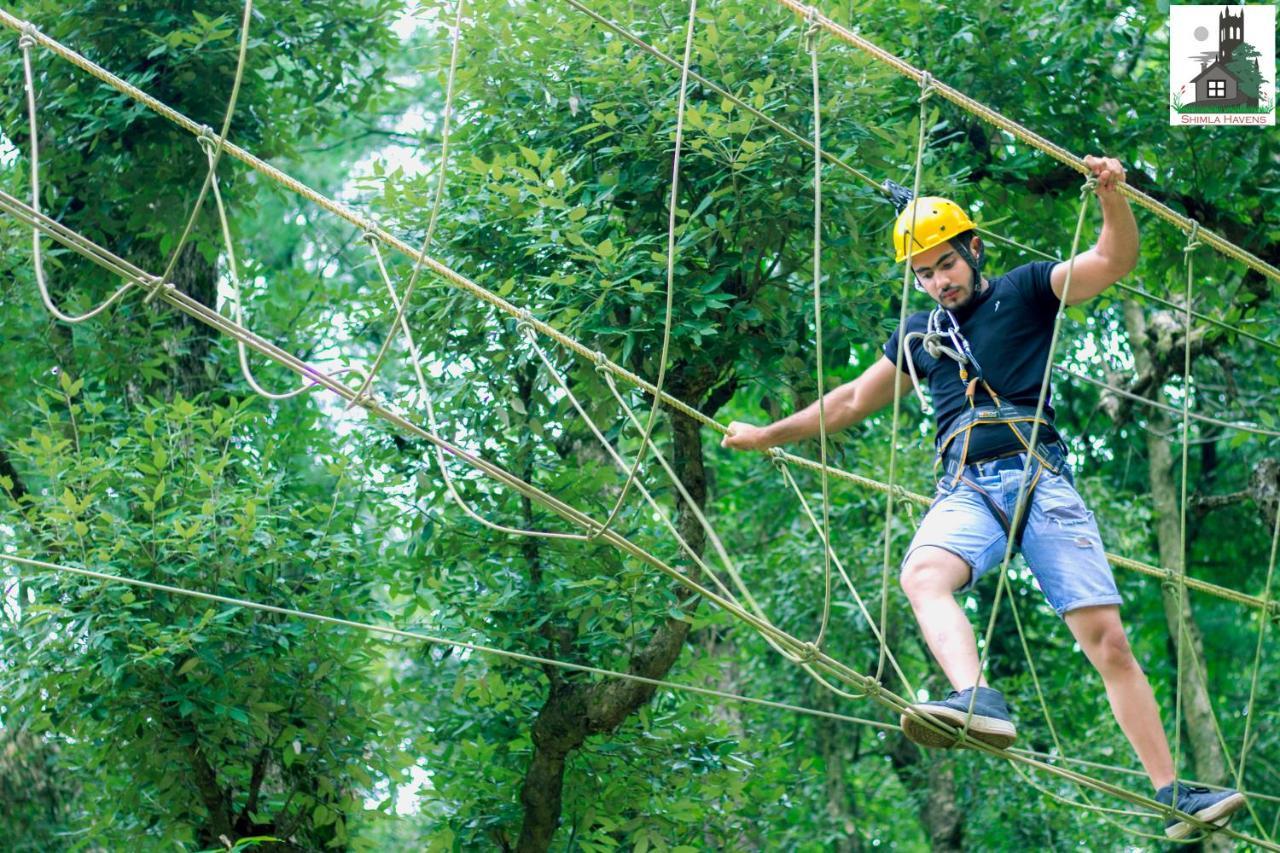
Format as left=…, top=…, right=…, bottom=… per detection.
left=812, top=687, right=861, bottom=853
left=515, top=380, right=714, bottom=851
left=1124, top=302, right=1231, bottom=852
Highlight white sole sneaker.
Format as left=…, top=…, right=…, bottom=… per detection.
left=900, top=703, right=1017, bottom=750
left=1165, top=791, right=1247, bottom=840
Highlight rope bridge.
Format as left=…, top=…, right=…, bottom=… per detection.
left=1, top=1, right=1277, bottom=845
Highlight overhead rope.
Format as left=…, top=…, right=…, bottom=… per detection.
left=803, top=9, right=836, bottom=651
left=770, top=0, right=1280, bottom=288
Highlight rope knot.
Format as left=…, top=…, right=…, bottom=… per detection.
left=592, top=349, right=610, bottom=373
left=1184, top=219, right=1203, bottom=254
left=18, top=22, right=38, bottom=50
left=918, top=71, right=935, bottom=102
left=361, top=228, right=380, bottom=246
left=515, top=308, right=535, bottom=337
left=349, top=389, right=375, bottom=410
left=803, top=7, right=821, bottom=53
left=1079, top=176, right=1099, bottom=198
left=797, top=641, right=820, bottom=664
left=1160, top=567, right=1180, bottom=593
left=141, top=276, right=175, bottom=304
left=196, top=125, right=219, bottom=155
left=584, top=521, right=606, bottom=542
left=767, top=446, right=787, bottom=470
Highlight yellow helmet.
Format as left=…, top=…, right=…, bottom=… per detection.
left=892, top=196, right=977, bottom=263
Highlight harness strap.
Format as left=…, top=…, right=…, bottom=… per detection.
left=957, top=463, right=1046, bottom=552
left=935, top=401, right=1061, bottom=486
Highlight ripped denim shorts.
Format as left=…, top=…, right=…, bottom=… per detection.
left=902, top=457, right=1122, bottom=617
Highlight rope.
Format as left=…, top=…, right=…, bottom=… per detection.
left=1171, top=220, right=1200, bottom=804
left=346, top=0, right=464, bottom=410
left=367, top=241, right=585, bottom=541
left=207, top=145, right=367, bottom=399
left=0, top=553, right=885, bottom=731
left=964, top=176, right=1096, bottom=732
left=804, top=7, right=835, bottom=650
left=590, top=0, right=698, bottom=542
left=981, top=226, right=1280, bottom=358
left=875, top=68, right=933, bottom=682
left=19, top=29, right=136, bottom=323
left=769, top=0, right=1280, bottom=288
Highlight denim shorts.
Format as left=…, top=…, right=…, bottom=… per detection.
left=903, top=457, right=1122, bottom=616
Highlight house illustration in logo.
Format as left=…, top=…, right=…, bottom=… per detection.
left=1187, top=7, right=1259, bottom=107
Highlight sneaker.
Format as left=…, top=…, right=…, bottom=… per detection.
left=1155, top=782, right=1246, bottom=840
left=900, top=686, right=1016, bottom=750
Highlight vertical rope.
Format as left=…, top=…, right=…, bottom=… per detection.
left=152, top=0, right=254, bottom=292
left=20, top=27, right=136, bottom=322
left=588, top=0, right=698, bottom=542
left=346, top=0, right=465, bottom=409
left=875, top=70, right=934, bottom=683
left=804, top=8, right=834, bottom=649
left=1171, top=220, right=1201, bottom=799
left=964, top=177, right=1096, bottom=729
left=1236, top=502, right=1280, bottom=793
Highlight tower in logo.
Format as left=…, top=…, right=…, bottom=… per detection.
left=1185, top=7, right=1258, bottom=107
left=1169, top=4, right=1275, bottom=124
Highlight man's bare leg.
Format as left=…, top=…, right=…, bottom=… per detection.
left=1064, top=604, right=1175, bottom=789
left=900, top=546, right=986, bottom=691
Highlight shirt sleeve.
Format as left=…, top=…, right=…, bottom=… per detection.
left=1011, top=259, right=1063, bottom=319
left=884, top=326, right=912, bottom=374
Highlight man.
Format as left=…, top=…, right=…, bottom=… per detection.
left=721, top=156, right=1245, bottom=839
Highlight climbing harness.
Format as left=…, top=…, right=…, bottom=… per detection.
left=902, top=301, right=1065, bottom=550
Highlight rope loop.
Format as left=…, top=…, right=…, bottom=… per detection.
left=18, top=22, right=38, bottom=51
left=196, top=125, right=219, bottom=155
left=141, top=275, right=175, bottom=305
left=515, top=308, right=535, bottom=337
left=918, top=70, right=935, bottom=102
left=1079, top=175, right=1099, bottom=198
left=592, top=349, right=611, bottom=373
left=803, top=6, right=821, bottom=53
left=767, top=446, right=787, bottom=470
left=361, top=227, right=380, bottom=246
left=1184, top=219, right=1203, bottom=254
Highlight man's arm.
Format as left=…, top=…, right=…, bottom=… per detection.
left=1049, top=154, right=1138, bottom=306
left=721, top=356, right=913, bottom=451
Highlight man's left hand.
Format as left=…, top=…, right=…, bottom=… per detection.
left=1083, top=154, right=1126, bottom=194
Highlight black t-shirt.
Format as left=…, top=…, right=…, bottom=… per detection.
left=883, top=260, right=1064, bottom=461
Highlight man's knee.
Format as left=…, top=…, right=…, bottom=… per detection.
left=900, top=547, right=971, bottom=602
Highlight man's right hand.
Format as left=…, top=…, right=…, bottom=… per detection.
left=721, top=421, right=772, bottom=451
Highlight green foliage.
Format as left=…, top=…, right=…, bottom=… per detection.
left=1, top=0, right=1278, bottom=849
